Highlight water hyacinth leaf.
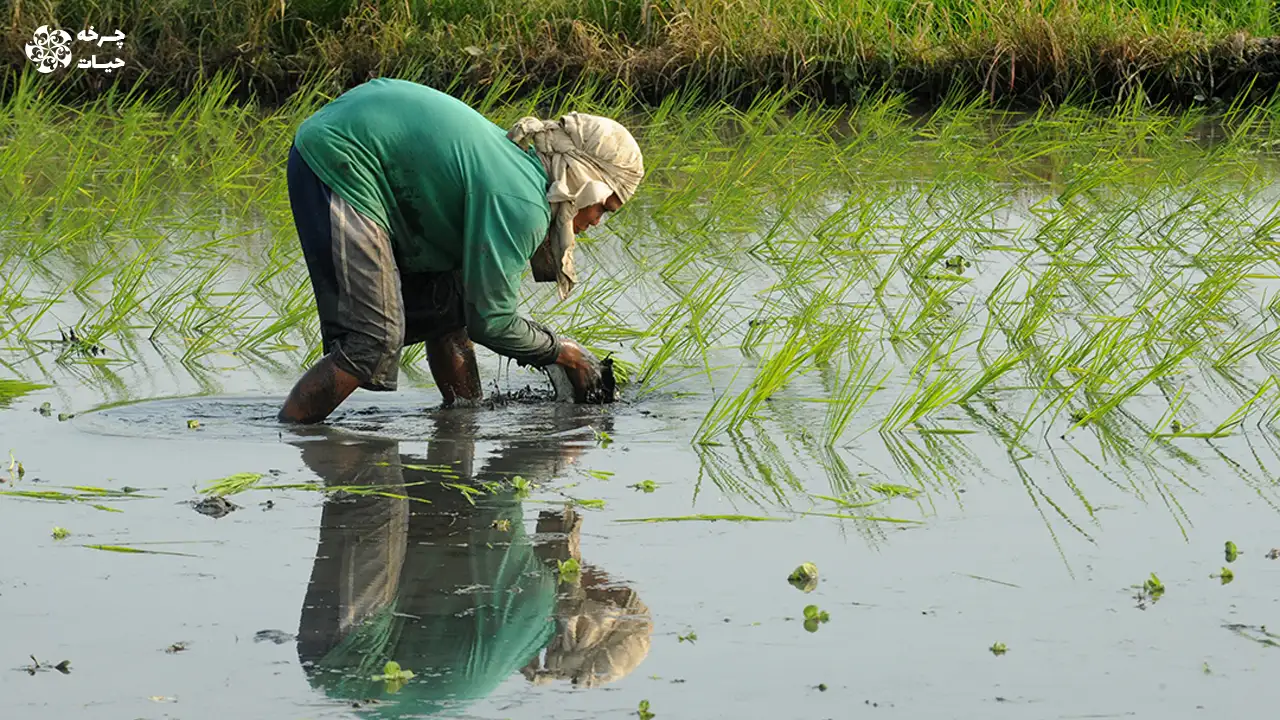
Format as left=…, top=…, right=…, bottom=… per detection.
left=802, top=605, right=830, bottom=632
left=371, top=660, right=415, bottom=681
left=371, top=660, right=415, bottom=692
left=557, top=557, right=581, bottom=584
left=788, top=562, right=819, bottom=592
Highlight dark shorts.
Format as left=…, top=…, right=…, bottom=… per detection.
left=288, top=145, right=466, bottom=391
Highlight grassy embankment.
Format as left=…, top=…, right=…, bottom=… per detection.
left=4, top=0, right=1280, bottom=107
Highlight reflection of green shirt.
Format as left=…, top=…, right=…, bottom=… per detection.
left=294, top=78, right=558, bottom=366
left=306, top=491, right=556, bottom=716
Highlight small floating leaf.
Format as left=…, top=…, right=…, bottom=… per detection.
left=371, top=660, right=415, bottom=692
left=51, top=526, right=69, bottom=540
left=1225, top=541, right=1240, bottom=563
left=788, top=562, right=819, bottom=593
left=677, top=631, right=697, bottom=643
left=1136, top=572, right=1166, bottom=606
left=1213, top=567, right=1234, bottom=584
left=371, top=660, right=414, bottom=682
left=638, top=699, right=655, bottom=720
left=990, top=642, right=1008, bottom=656
left=511, top=476, right=532, bottom=497
left=630, top=480, right=658, bottom=493
left=186, top=419, right=200, bottom=429
left=802, top=604, right=830, bottom=632
left=557, top=557, right=581, bottom=584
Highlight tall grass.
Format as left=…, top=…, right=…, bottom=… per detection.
left=4, top=1, right=1280, bottom=106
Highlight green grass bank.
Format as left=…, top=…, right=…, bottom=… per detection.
left=5, top=0, right=1280, bottom=108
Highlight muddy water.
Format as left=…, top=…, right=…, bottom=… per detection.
left=6, top=132, right=1280, bottom=717
left=3, top=381, right=1279, bottom=719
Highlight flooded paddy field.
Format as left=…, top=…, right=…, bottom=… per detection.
left=4, top=83, right=1280, bottom=718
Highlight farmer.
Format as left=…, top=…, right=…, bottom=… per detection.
left=277, top=78, right=644, bottom=423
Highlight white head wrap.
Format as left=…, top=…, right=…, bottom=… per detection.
left=507, top=112, right=645, bottom=299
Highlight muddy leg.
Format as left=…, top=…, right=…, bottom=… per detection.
left=278, top=353, right=362, bottom=424
left=425, top=328, right=482, bottom=406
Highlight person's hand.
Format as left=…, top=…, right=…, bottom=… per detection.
left=554, top=337, right=610, bottom=403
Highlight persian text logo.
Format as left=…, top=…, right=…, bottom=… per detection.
left=24, top=24, right=74, bottom=74
left=22, top=25, right=127, bottom=74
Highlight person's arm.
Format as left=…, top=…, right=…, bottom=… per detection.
left=460, top=191, right=561, bottom=366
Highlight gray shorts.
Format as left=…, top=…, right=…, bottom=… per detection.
left=287, top=145, right=466, bottom=391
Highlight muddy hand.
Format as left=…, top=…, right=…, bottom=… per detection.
left=554, top=337, right=613, bottom=404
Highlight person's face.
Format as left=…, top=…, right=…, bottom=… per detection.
left=572, top=193, right=622, bottom=234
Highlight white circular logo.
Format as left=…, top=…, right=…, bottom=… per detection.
left=24, top=25, right=74, bottom=74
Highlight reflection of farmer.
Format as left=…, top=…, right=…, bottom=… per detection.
left=277, top=78, right=644, bottom=423
left=293, top=411, right=650, bottom=714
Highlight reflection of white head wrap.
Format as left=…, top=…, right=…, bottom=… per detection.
left=524, top=590, right=651, bottom=688
left=507, top=113, right=645, bottom=300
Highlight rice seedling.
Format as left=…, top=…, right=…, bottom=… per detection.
left=614, top=514, right=789, bottom=523
left=81, top=544, right=196, bottom=557
left=6, top=69, right=1280, bottom=547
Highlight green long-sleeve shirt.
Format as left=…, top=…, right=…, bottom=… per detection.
left=294, top=78, right=559, bottom=366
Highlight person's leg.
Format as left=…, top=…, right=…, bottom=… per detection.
left=404, top=270, right=481, bottom=406
left=280, top=145, right=359, bottom=423
left=279, top=354, right=362, bottom=424
left=425, top=328, right=482, bottom=405
left=279, top=145, right=405, bottom=423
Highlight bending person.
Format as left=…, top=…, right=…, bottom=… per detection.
left=278, top=78, right=644, bottom=422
